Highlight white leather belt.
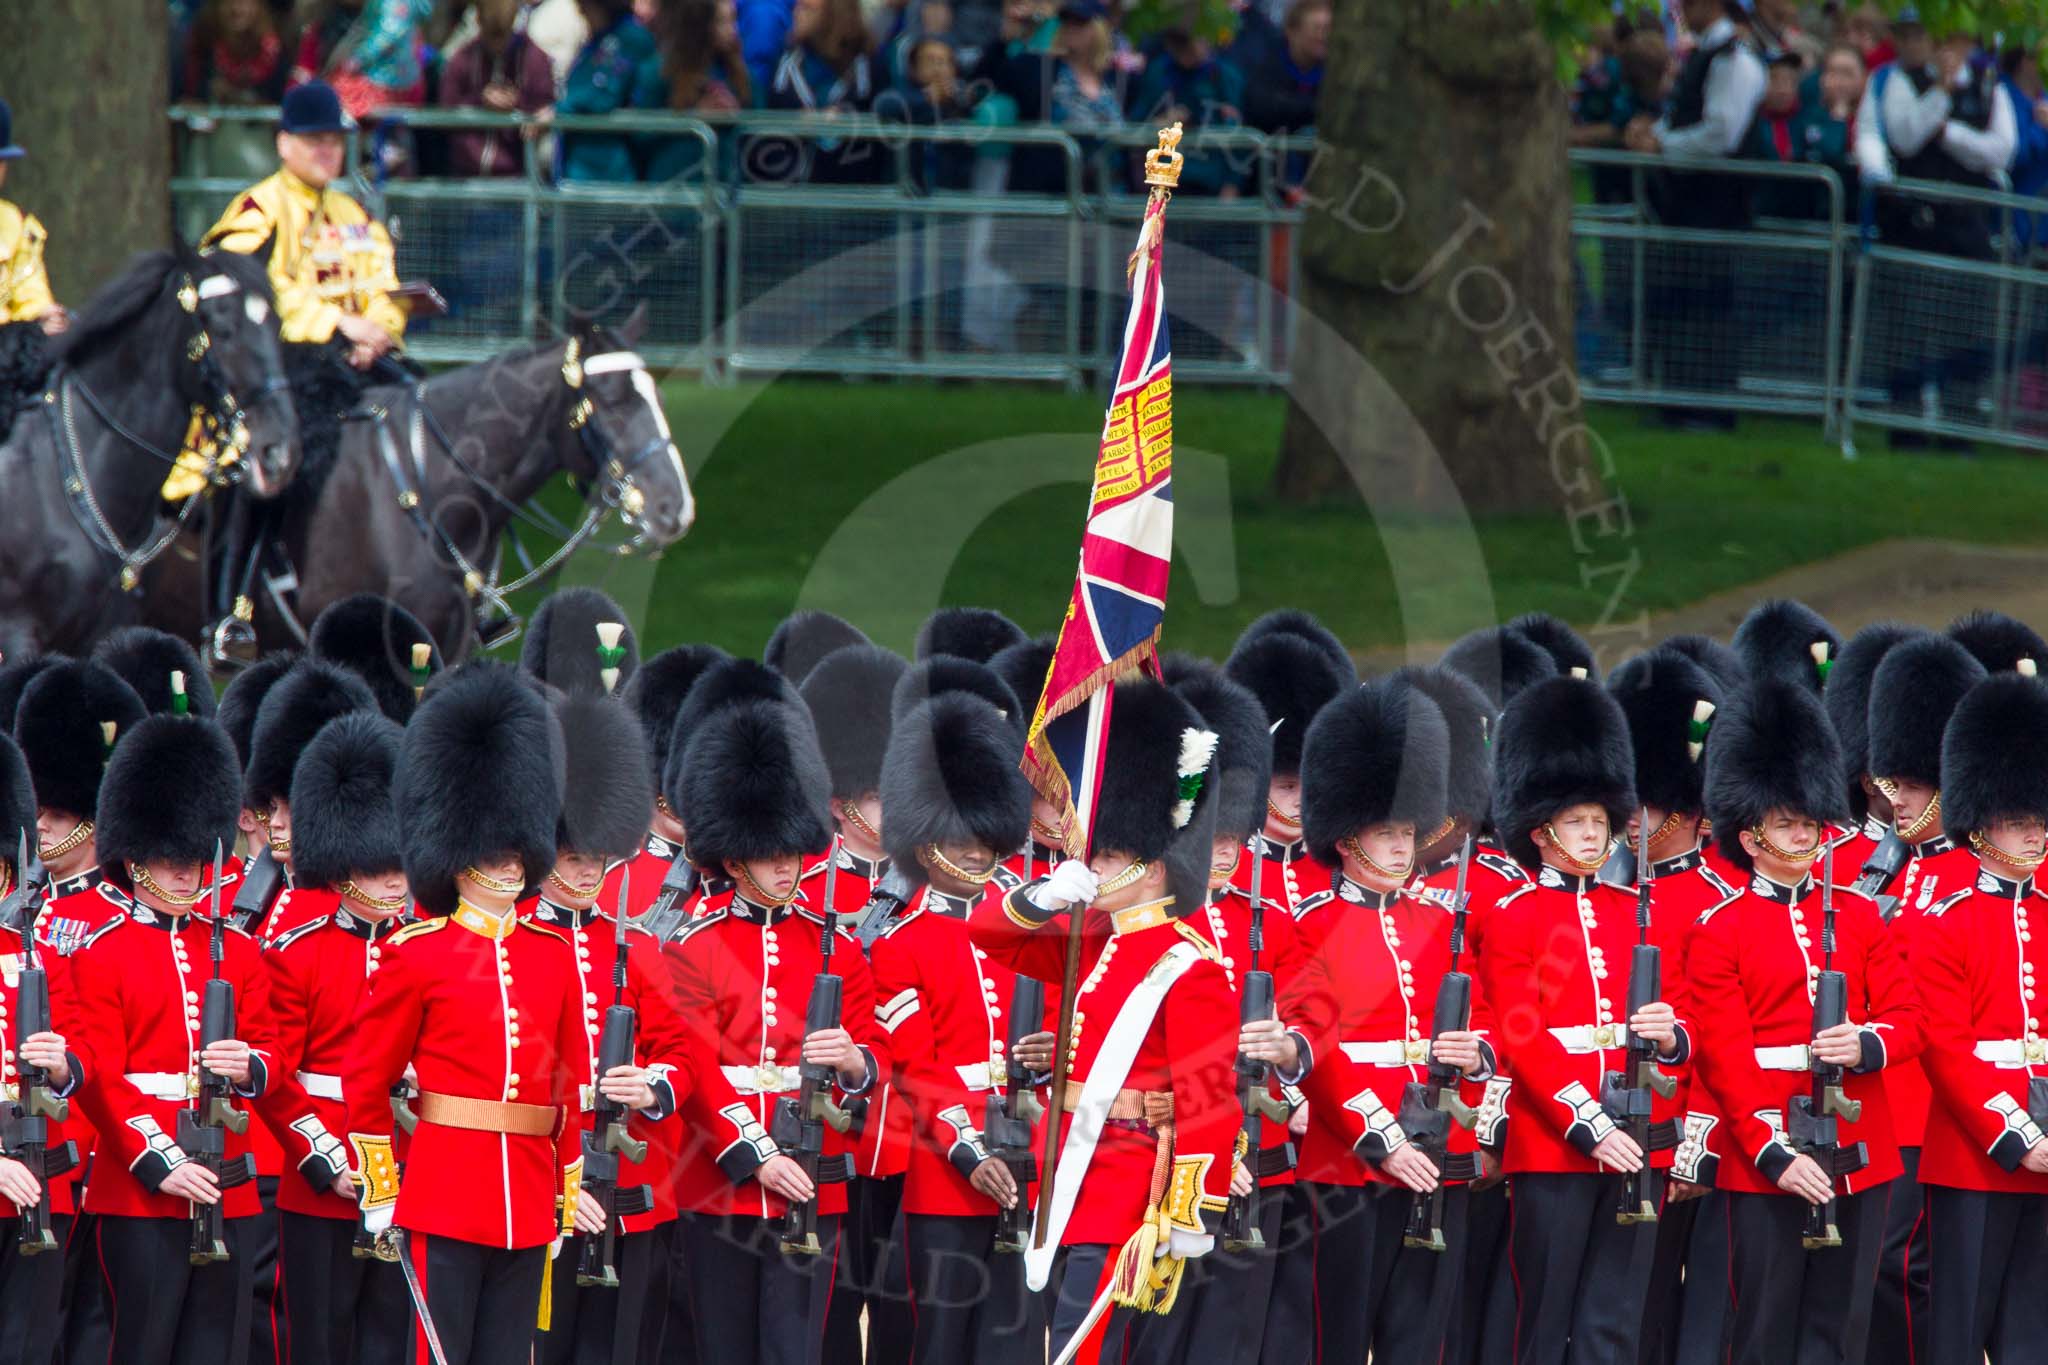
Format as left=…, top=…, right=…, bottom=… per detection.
left=723, top=1064, right=800, bottom=1096
left=1754, top=1045, right=1812, bottom=1071
left=955, top=1063, right=997, bottom=1091
left=1974, top=1039, right=2048, bottom=1068
left=294, top=1070, right=343, bottom=1100
left=125, top=1071, right=194, bottom=1101
left=1549, top=1025, right=1624, bottom=1054
left=1341, top=1039, right=1431, bottom=1067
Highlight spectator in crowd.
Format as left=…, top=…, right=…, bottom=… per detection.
left=182, top=0, right=292, bottom=103
left=884, top=0, right=952, bottom=84
left=2000, top=42, right=2048, bottom=249
left=1844, top=3, right=1893, bottom=72
left=1240, top=0, right=1325, bottom=134
left=1746, top=0, right=1822, bottom=70
left=649, top=0, right=753, bottom=110
left=1049, top=15, right=1122, bottom=132
left=292, top=0, right=434, bottom=116
left=1128, top=26, right=1248, bottom=197
left=764, top=0, right=887, bottom=181
left=739, top=0, right=798, bottom=96
left=1750, top=47, right=1860, bottom=216
left=438, top=0, right=555, bottom=176
left=554, top=0, right=660, bottom=180
left=884, top=35, right=984, bottom=186
left=522, top=0, right=592, bottom=80
left=1572, top=28, right=1668, bottom=158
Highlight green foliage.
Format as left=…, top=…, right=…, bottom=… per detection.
left=1120, top=0, right=1242, bottom=47
left=1470, top=0, right=2047, bottom=51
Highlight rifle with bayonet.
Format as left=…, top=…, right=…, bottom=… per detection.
left=580, top=872, right=654, bottom=1288
left=3, top=832, right=74, bottom=1255
left=1606, top=809, right=1677, bottom=1225
left=986, top=974, right=1046, bottom=1254
left=182, top=841, right=251, bottom=1264
left=638, top=854, right=701, bottom=947
left=773, top=837, right=857, bottom=1255
left=1852, top=827, right=1911, bottom=920
left=1400, top=833, right=1481, bottom=1252
left=228, top=846, right=285, bottom=936
left=853, top=864, right=917, bottom=952
left=1224, top=836, right=1292, bottom=1252
left=1789, top=842, right=1866, bottom=1248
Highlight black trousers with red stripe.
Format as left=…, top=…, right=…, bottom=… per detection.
left=1445, top=1180, right=1516, bottom=1365
left=94, top=1212, right=254, bottom=1365
left=1868, top=1147, right=1928, bottom=1365
left=1923, top=1185, right=2048, bottom=1365
left=1048, top=1242, right=1191, bottom=1365
left=537, top=1225, right=666, bottom=1365
left=843, top=1176, right=909, bottom=1365
left=0, top=1211, right=66, bottom=1365
left=403, top=1230, right=547, bottom=1365
left=1176, top=1192, right=1289, bottom=1365
left=1638, top=1189, right=1733, bottom=1365
left=1261, top=1184, right=1315, bottom=1365
left=677, top=1212, right=840, bottom=1365
left=275, top=1211, right=408, bottom=1365
left=1507, top=1172, right=1659, bottom=1365
left=1306, top=1180, right=1468, bottom=1365
left=1724, top=1185, right=1885, bottom=1365
left=245, top=1177, right=281, bottom=1365
left=901, top=1211, right=1042, bottom=1365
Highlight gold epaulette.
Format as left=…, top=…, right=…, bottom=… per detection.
left=1172, top=919, right=1221, bottom=963
left=387, top=917, right=449, bottom=947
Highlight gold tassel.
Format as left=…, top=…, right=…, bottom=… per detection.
left=537, top=1247, right=553, bottom=1331
left=1108, top=1218, right=1159, bottom=1310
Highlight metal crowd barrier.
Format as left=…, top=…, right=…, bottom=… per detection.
left=167, top=106, right=2048, bottom=453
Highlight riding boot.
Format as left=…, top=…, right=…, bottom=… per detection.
left=207, top=491, right=262, bottom=669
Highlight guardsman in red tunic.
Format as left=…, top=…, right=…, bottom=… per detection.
left=1821, top=623, right=1922, bottom=897
left=0, top=734, right=87, bottom=1365
left=866, top=687, right=1046, bottom=1363
left=1862, top=632, right=1985, bottom=1365
left=1481, top=674, right=1691, bottom=1365
left=1690, top=677, right=1923, bottom=1365
left=1912, top=668, right=2048, bottom=1361
left=340, top=663, right=590, bottom=1365
left=666, top=674, right=883, bottom=1365
left=971, top=678, right=1240, bottom=1365
left=1274, top=678, right=1498, bottom=1364
left=65, top=709, right=281, bottom=1365
left=254, top=710, right=411, bottom=1365
left=610, top=643, right=732, bottom=925
left=1607, top=647, right=1737, bottom=1365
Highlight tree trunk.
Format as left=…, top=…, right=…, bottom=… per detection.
left=1272, top=0, right=1589, bottom=514
left=0, top=0, right=171, bottom=303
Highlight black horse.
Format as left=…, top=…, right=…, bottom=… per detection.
left=0, top=243, right=298, bottom=661
left=146, top=310, right=694, bottom=661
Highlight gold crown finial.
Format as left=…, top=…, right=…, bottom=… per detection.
left=1144, top=122, right=1185, bottom=190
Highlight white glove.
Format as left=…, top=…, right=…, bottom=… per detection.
left=550, top=1235, right=564, bottom=1261
left=1163, top=1228, right=1214, bottom=1261
left=362, top=1203, right=394, bottom=1237
left=1027, top=860, right=1100, bottom=913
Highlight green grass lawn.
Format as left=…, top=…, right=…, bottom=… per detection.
left=511, top=379, right=2048, bottom=664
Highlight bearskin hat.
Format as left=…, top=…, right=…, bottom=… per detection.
left=1608, top=648, right=1722, bottom=819
left=1703, top=678, right=1848, bottom=870
left=1867, top=634, right=1987, bottom=788
left=661, top=657, right=803, bottom=812
left=0, top=734, right=34, bottom=858
left=95, top=714, right=241, bottom=891
left=915, top=607, right=1027, bottom=665
left=216, top=653, right=298, bottom=768
left=1439, top=624, right=1558, bottom=714
left=1947, top=610, right=2048, bottom=676
left=880, top=693, right=1033, bottom=887
left=1508, top=612, right=1597, bottom=678
left=1823, top=622, right=1925, bottom=821
left=1170, top=661, right=1271, bottom=844
left=520, top=587, right=638, bottom=698
left=1656, top=634, right=1748, bottom=693
left=1224, top=627, right=1356, bottom=778
left=677, top=699, right=833, bottom=872
left=1942, top=673, right=2048, bottom=835
left=891, top=656, right=1022, bottom=731
left=12, top=661, right=146, bottom=822
left=395, top=662, right=564, bottom=916
left=310, top=594, right=442, bottom=723
left=624, top=644, right=731, bottom=778
left=763, top=609, right=868, bottom=685
left=1302, top=679, right=1450, bottom=867
left=1232, top=610, right=1355, bottom=683
left=288, top=711, right=405, bottom=891
left=0, top=657, right=54, bottom=735
left=1090, top=678, right=1219, bottom=915
left=244, top=659, right=378, bottom=814
left=91, top=626, right=215, bottom=718
left=553, top=693, right=653, bottom=862
left=1493, top=675, right=1636, bottom=872
left=1387, top=665, right=1495, bottom=829
left=1730, top=599, right=1840, bottom=697
left=800, top=644, right=908, bottom=801
left=989, top=636, right=1056, bottom=722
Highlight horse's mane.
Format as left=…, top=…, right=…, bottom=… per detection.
left=53, top=248, right=272, bottom=366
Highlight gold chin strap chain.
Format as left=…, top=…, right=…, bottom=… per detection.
left=0, top=863, right=11, bottom=902
left=39, top=819, right=94, bottom=863
left=841, top=801, right=881, bottom=843
left=1031, top=815, right=1070, bottom=847
left=340, top=881, right=409, bottom=915
left=268, top=831, right=293, bottom=858
left=1095, top=859, right=1150, bottom=897
left=1747, top=826, right=1822, bottom=865
left=460, top=864, right=525, bottom=896
left=128, top=863, right=206, bottom=907
left=1209, top=843, right=1242, bottom=885
left=1645, top=809, right=1686, bottom=848
left=734, top=862, right=800, bottom=908
left=1540, top=825, right=1613, bottom=874
left=1970, top=830, right=2047, bottom=871
left=922, top=844, right=995, bottom=886
left=654, top=795, right=678, bottom=819
left=1873, top=778, right=1943, bottom=842
left=1339, top=835, right=1411, bottom=884
left=546, top=870, right=603, bottom=902
left=1266, top=798, right=1301, bottom=829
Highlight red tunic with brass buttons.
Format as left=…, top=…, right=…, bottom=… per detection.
left=1830, top=816, right=1891, bottom=887
left=0, top=891, right=86, bottom=1216
left=800, top=846, right=908, bottom=1181
left=1885, top=837, right=1978, bottom=1147
left=38, top=872, right=111, bottom=1212
left=1688, top=872, right=1922, bottom=1196
left=1479, top=868, right=1695, bottom=1176
left=341, top=906, right=586, bottom=1249
left=870, top=885, right=1047, bottom=1216
left=1193, top=878, right=1305, bottom=1189
left=664, top=894, right=886, bottom=1220
left=1411, top=845, right=1531, bottom=1149
left=66, top=890, right=281, bottom=1220
left=1626, top=850, right=1739, bottom=1188
left=1250, top=835, right=1335, bottom=933
left=599, top=832, right=684, bottom=922
left=1913, top=871, right=2048, bottom=1193
left=254, top=890, right=401, bottom=1221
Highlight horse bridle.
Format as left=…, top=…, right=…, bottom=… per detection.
left=562, top=337, right=671, bottom=546
left=49, top=270, right=288, bottom=591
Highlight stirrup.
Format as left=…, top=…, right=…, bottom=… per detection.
left=474, top=610, right=523, bottom=652
left=208, top=600, right=259, bottom=670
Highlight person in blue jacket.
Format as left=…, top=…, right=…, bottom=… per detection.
left=558, top=0, right=660, bottom=181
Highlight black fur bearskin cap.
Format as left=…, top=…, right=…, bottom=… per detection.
left=12, top=660, right=147, bottom=823
left=288, top=710, right=406, bottom=890
left=1703, top=677, right=1848, bottom=871
left=801, top=644, right=910, bottom=801
left=1301, top=678, right=1450, bottom=867
left=1492, top=674, right=1636, bottom=872
left=520, top=587, right=639, bottom=698
left=309, top=593, right=442, bottom=723
left=914, top=607, right=1028, bottom=665
left=880, top=693, right=1033, bottom=887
